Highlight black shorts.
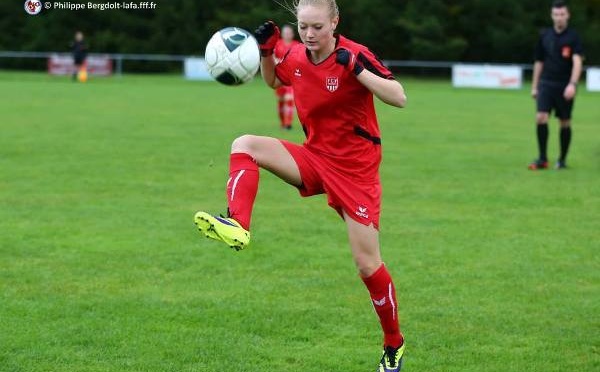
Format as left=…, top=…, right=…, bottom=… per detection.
left=536, top=80, right=574, bottom=120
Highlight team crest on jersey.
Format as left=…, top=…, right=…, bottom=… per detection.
left=326, top=76, right=339, bottom=92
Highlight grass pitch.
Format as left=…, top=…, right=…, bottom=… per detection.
left=0, top=71, right=598, bottom=372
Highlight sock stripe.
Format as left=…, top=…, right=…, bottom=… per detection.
left=230, top=170, right=245, bottom=202
left=388, top=282, right=396, bottom=321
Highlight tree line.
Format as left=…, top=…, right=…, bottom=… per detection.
left=1, top=0, right=598, bottom=71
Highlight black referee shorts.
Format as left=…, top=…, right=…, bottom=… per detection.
left=536, top=80, right=574, bottom=120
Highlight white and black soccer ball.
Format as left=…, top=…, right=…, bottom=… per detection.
left=204, top=27, right=260, bottom=86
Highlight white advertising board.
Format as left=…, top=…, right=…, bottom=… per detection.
left=586, top=68, right=600, bottom=92
left=48, top=54, right=112, bottom=76
left=184, top=58, right=213, bottom=80
left=452, top=64, right=522, bottom=89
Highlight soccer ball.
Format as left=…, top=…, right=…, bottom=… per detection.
left=204, top=27, right=260, bottom=86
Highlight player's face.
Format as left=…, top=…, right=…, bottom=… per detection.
left=281, top=26, right=294, bottom=43
left=551, top=6, right=569, bottom=32
left=297, top=5, right=338, bottom=54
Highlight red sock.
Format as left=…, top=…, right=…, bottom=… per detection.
left=284, top=99, right=294, bottom=127
left=361, top=264, right=404, bottom=348
left=277, top=100, right=285, bottom=127
left=226, top=153, right=259, bottom=230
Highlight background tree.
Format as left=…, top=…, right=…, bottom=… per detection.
left=0, top=0, right=597, bottom=71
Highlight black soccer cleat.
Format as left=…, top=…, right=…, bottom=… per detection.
left=555, top=160, right=568, bottom=170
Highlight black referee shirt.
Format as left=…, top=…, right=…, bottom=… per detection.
left=534, top=27, right=583, bottom=83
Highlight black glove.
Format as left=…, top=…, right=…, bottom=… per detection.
left=335, top=48, right=364, bottom=75
left=254, top=21, right=280, bottom=57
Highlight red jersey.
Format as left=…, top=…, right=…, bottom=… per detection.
left=274, top=39, right=300, bottom=64
left=275, top=35, right=394, bottom=180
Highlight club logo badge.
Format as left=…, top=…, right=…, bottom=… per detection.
left=326, top=76, right=338, bottom=92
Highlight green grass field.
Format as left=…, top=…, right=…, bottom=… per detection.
left=1, top=71, right=598, bottom=372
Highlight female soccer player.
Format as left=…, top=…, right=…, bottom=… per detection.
left=195, top=0, right=407, bottom=370
left=273, top=24, right=300, bottom=130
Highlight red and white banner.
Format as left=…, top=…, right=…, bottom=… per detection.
left=48, top=54, right=112, bottom=76
left=452, top=64, right=522, bottom=89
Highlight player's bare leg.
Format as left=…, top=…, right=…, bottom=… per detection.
left=231, top=135, right=301, bottom=186
left=557, top=119, right=571, bottom=169
left=344, top=212, right=405, bottom=371
left=529, top=112, right=550, bottom=170
left=195, top=135, right=301, bottom=249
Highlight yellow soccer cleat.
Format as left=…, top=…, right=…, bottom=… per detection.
left=194, top=211, right=250, bottom=251
left=378, top=343, right=405, bottom=372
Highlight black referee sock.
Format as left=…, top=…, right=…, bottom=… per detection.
left=559, top=126, right=572, bottom=163
left=536, top=123, right=549, bottom=161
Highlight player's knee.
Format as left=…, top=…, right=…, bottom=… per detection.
left=560, top=120, right=571, bottom=128
left=536, top=113, right=549, bottom=123
left=231, top=134, right=257, bottom=155
left=354, top=254, right=381, bottom=277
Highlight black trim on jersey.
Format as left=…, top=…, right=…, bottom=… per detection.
left=302, top=124, right=309, bottom=138
left=357, top=52, right=394, bottom=80
left=354, top=125, right=381, bottom=145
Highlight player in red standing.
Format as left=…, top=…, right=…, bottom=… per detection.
left=194, top=0, right=407, bottom=370
left=273, top=24, right=300, bottom=130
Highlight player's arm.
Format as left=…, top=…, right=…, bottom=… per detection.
left=254, top=21, right=282, bottom=89
left=335, top=49, right=406, bottom=108
left=531, top=61, right=543, bottom=99
left=564, top=54, right=582, bottom=100
left=259, top=54, right=282, bottom=89
left=532, top=32, right=545, bottom=99
left=356, top=69, right=406, bottom=108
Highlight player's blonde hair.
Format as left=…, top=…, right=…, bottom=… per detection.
left=294, top=0, right=339, bottom=19
left=274, top=0, right=339, bottom=19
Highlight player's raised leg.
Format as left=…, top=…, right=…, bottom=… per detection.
left=344, top=212, right=405, bottom=372
left=195, top=135, right=301, bottom=250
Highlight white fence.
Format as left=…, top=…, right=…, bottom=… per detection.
left=0, top=51, right=598, bottom=91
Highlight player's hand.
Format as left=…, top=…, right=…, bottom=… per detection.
left=563, top=83, right=576, bottom=100
left=254, top=21, right=280, bottom=57
left=531, top=88, right=538, bottom=99
left=335, top=48, right=364, bottom=75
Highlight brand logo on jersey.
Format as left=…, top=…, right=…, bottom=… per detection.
left=355, top=205, right=369, bottom=219
left=326, top=76, right=339, bottom=92
left=373, top=297, right=386, bottom=306
left=294, top=68, right=302, bottom=77
left=24, top=0, right=42, bottom=15
left=562, top=46, right=572, bottom=58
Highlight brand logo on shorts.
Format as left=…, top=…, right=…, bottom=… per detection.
left=326, top=76, right=339, bottom=92
left=24, top=0, right=42, bottom=15
left=294, top=68, right=302, bottom=77
left=355, top=205, right=369, bottom=219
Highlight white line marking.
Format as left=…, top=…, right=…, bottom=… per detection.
left=389, top=283, right=396, bottom=321
left=230, top=170, right=245, bottom=201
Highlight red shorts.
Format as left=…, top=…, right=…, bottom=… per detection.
left=275, top=85, right=293, bottom=98
left=280, top=140, right=382, bottom=229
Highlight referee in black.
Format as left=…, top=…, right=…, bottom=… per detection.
left=529, top=0, right=583, bottom=170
